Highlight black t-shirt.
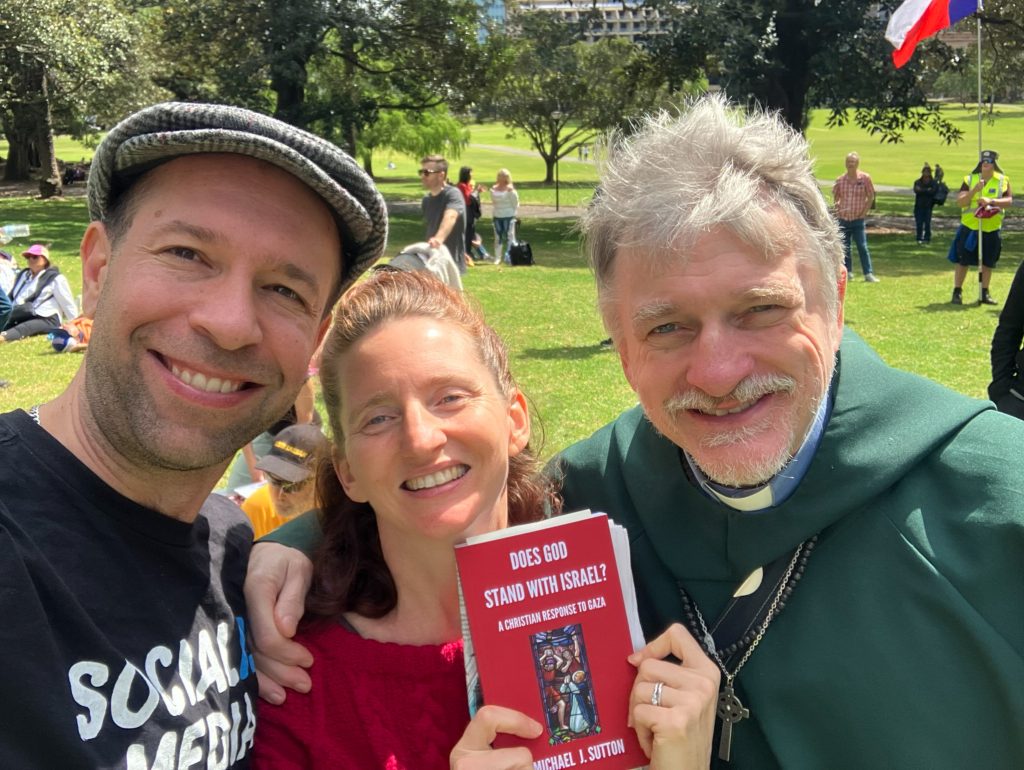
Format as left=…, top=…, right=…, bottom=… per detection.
left=0, top=410, right=257, bottom=769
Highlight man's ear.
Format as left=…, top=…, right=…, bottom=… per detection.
left=79, top=222, right=112, bottom=318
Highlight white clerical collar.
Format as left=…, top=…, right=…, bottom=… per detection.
left=685, top=377, right=836, bottom=513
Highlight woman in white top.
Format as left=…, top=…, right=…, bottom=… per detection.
left=0, top=244, right=79, bottom=343
left=489, top=168, right=519, bottom=265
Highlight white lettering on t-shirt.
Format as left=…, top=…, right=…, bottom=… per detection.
left=112, top=662, right=161, bottom=729
left=123, top=693, right=255, bottom=770
left=68, top=660, right=110, bottom=740
left=195, top=629, right=229, bottom=702
left=145, top=646, right=186, bottom=717
left=67, top=620, right=255, bottom=768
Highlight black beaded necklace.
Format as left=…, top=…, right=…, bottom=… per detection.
left=677, top=534, right=817, bottom=762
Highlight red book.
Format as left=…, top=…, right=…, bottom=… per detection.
left=455, top=511, right=647, bottom=770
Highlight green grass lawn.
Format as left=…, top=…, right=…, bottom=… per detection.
left=0, top=194, right=1016, bottom=460
left=808, top=103, right=1024, bottom=186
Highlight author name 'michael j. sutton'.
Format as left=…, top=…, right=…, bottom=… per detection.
left=535, top=738, right=629, bottom=769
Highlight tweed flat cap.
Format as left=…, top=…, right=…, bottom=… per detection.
left=88, top=102, right=388, bottom=293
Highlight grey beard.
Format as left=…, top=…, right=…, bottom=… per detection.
left=660, top=372, right=822, bottom=488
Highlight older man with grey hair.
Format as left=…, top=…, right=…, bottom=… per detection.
left=0, top=102, right=387, bottom=768
left=562, top=95, right=1024, bottom=767
left=244, top=96, right=1024, bottom=768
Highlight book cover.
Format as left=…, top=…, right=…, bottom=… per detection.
left=455, top=511, right=647, bottom=770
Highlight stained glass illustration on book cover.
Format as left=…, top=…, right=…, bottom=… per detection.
left=531, top=624, right=601, bottom=744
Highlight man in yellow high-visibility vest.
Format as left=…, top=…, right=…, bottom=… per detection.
left=951, top=149, right=1013, bottom=305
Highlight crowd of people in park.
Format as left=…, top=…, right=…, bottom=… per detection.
left=422, top=155, right=522, bottom=269
left=832, top=148, right=1014, bottom=309
left=0, top=96, right=1023, bottom=770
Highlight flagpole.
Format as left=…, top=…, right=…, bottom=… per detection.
left=975, top=4, right=984, bottom=304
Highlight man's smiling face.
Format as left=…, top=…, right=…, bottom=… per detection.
left=80, top=153, right=339, bottom=473
left=611, top=226, right=845, bottom=487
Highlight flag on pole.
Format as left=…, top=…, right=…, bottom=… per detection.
left=885, top=0, right=979, bottom=67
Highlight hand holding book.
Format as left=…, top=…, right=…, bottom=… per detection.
left=628, top=624, right=720, bottom=768
left=450, top=705, right=541, bottom=770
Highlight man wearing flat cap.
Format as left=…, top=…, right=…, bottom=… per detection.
left=0, top=102, right=387, bottom=767
left=951, top=149, right=1012, bottom=305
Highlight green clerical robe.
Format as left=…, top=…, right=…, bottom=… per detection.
left=555, top=330, right=1024, bottom=768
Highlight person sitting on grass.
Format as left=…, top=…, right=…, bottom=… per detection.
left=0, top=244, right=78, bottom=343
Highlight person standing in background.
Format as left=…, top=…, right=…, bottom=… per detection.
left=456, top=166, right=487, bottom=266
left=420, top=155, right=467, bottom=274
left=489, top=168, right=519, bottom=265
left=951, top=149, right=1012, bottom=306
left=912, top=164, right=937, bottom=244
left=832, top=152, right=879, bottom=282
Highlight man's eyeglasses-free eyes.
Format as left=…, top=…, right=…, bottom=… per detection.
left=418, top=169, right=443, bottom=176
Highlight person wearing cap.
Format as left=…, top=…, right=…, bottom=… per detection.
left=420, top=154, right=468, bottom=274
left=0, top=102, right=387, bottom=767
left=951, top=149, right=1012, bottom=306
left=0, top=244, right=79, bottom=343
left=242, top=423, right=330, bottom=539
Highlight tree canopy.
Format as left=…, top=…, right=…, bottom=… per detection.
left=637, top=0, right=1017, bottom=142
left=1, top=0, right=165, bottom=187
left=480, top=13, right=690, bottom=183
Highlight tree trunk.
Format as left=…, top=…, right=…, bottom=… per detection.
left=37, top=70, right=63, bottom=199
left=543, top=156, right=555, bottom=185
left=2, top=107, right=37, bottom=182
left=2, top=134, right=32, bottom=182
left=273, top=73, right=307, bottom=128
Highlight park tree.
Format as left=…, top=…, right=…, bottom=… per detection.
left=0, top=0, right=163, bottom=192
left=157, top=0, right=484, bottom=155
left=481, top=13, right=681, bottom=184
left=637, top=0, right=980, bottom=143
left=150, top=0, right=272, bottom=110
left=351, top=107, right=470, bottom=178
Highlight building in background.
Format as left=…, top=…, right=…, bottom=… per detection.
left=515, top=0, right=671, bottom=43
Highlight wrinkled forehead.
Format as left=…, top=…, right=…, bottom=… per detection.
left=608, top=214, right=839, bottom=316
left=624, top=207, right=812, bottom=274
